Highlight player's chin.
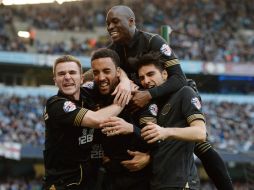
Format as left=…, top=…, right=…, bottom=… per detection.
left=111, top=36, right=122, bottom=43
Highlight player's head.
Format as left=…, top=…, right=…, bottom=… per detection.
left=106, top=5, right=136, bottom=44
left=137, top=52, right=168, bottom=89
left=91, top=48, right=121, bottom=95
left=53, top=55, right=83, bottom=100
left=83, top=69, right=94, bottom=83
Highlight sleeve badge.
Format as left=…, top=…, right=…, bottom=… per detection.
left=191, top=97, right=201, bottom=110
left=63, top=101, right=77, bottom=112
left=160, top=44, right=172, bottom=56
left=82, top=81, right=94, bottom=89
left=149, top=104, right=158, bottom=116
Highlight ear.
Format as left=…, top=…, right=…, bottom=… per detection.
left=80, top=74, right=84, bottom=84
left=129, top=17, right=135, bottom=26
left=116, top=67, right=121, bottom=77
left=53, top=77, right=57, bottom=86
left=162, top=70, right=168, bottom=80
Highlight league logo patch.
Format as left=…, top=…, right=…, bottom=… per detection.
left=82, top=81, right=94, bottom=89
left=160, top=44, right=172, bottom=56
left=149, top=104, right=158, bottom=116
left=63, top=101, right=77, bottom=112
left=191, top=97, right=201, bottom=110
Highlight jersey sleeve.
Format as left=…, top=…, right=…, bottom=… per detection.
left=181, top=87, right=206, bottom=125
left=46, top=98, right=89, bottom=127
left=148, top=34, right=187, bottom=98
left=138, top=102, right=158, bottom=128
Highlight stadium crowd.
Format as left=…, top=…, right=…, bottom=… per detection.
left=0, top=95, right=45, bottom=146
left=0, top=93, right=253, bottom=153
left=0, top=178, right=42, bottom=190
left=1, top=0, right=253, bottom=62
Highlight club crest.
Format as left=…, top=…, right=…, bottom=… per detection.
left=161, top=103, right=171, bottom=115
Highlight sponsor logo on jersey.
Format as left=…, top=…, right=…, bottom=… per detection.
left=160, top=44, right=172, bottom=56
left=149, top=104, right=158, bottom=116
left=191, top=97, right=201, bottom=110
left=63, top=101, right=77, bottom=112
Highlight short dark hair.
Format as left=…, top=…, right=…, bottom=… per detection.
left=91, top=48, right=121, bottom=67
left=136, top=52, right=165, bottom=72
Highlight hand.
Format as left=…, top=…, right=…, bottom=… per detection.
left=102, top=155, right=110, bottom=164
left=121, top=150, right=150, bottom=172
left=130, top=81, right=139, bottom=91
left=112, top=79, right=132, bottom=107
left=141, top=122, right=168, bottom=143
left=129, top=90, right=152, bottom=112
left=100, top=117, right=134, bottom=136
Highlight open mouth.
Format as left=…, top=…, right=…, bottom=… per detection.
left=110, top=31, right=119, bottom=38
left=99, top=81, right=109, bottom=90
left=147, top=84, right=155, bottom=89
left=63, top=83, right=75, bottom=88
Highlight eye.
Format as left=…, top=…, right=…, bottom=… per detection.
left=147, top=71, right=155, bottom=77
left=104, top=69, right=111, bottom=74
left=57, top=71, right=66, bottom=76
left=93, top=71, right=99, bottom=77
left=69, top=70, right=77, bottom=75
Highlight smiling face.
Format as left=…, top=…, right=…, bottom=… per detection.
left=138, top=63, right=168, bottom=89
left=106, top=7, right=135, bottom=44
left=53, top=61, right=83, bottom=100
left=92, top=57, right=120, bottom=95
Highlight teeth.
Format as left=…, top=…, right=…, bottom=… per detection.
left=99, top=82, right=108, bottom=87
left=111, top=32, right=118, bottom=36
left=64, top=84, right=73, bottom=87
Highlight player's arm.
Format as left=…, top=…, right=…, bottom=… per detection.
left=81, top=104, right=124, bottom=128
left=148, top=35, right=187, bottom=99
left=112, top=68, right=132, bottom=106
left=121, top=150, right=150, bottom=172
left=141, top=120, right=206, bottom=144
left=141, top=87, right=206, bottom=143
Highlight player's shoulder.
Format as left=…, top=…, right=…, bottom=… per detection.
left=139, top=30, right=160, bottom=42
left=178, top=86, right=197, bottom=95
left=46, top=95, right=67, bottom=106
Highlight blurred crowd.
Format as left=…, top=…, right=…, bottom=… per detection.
left=0, top=95, right=45, bottom=146
left=0, top=94, right=253, bottom=153
left=0, top=178, right=249, bottom=190
left=0, top=178, right=42, bottom=190
left=1, top=0, right=253, bottom=62
left=203, top=101, right=254, bottom=153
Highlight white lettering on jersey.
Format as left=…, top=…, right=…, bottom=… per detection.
left=79, top=128, right=94, bottom=145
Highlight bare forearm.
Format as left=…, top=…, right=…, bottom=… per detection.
left=82, top=104, right=123, bottom=128
left=165, top=126, right=206, bottom=142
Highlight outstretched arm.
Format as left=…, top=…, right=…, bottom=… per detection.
left=141, top=120, right=206, bottom=144
left=81, top=104, right=124, bottom=128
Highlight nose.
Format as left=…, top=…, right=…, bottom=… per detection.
left=98, top=73, right=106, bottom=81
left=64, top=73, right=71, bottom=79
left=107, top=22, right=114, bottom=31
left=144, top=76, right=150, bottom=85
